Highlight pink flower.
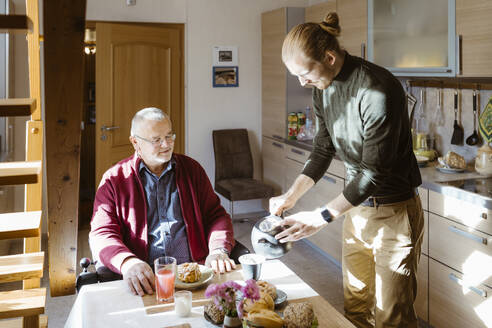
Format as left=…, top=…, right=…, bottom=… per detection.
left=204, top=279, right=261, bottom=318
left=236, top=299, right=245, bottom=319
left=242, top=279, right=260, bottom=301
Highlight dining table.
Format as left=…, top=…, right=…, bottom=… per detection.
left=65, top=259, right=355, bottom=328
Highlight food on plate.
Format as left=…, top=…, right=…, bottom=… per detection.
left=245, top=308, right=283, bottom=328
left=243, top=291, right=275, bottom=313
left=444, top=151, right=466, bottom=169
left=256, top=280, right=277, bottom=300
left=283, top=302, right=318, bottom=328
left=204, top=300, right=224, bottom=325
left=177, top=262, right=201, bottom=283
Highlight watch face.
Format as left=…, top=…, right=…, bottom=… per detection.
left=321, top=208, right=332, bottom=223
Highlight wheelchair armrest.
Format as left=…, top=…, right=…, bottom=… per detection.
left=230, top=239, right=250, bottom=263
left=75, top=257, right=122, bottom=293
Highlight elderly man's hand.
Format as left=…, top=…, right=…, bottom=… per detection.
left=120, top=257, right=155, bottom=296
left=205, top=250, right=236, bottom=274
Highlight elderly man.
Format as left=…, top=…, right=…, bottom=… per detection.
left=89, top=107, right=236, bottom=296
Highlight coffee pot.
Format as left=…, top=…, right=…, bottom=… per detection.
left=250, top=215, right=293, bottom=259
left=475, top=144, right=492, bottom=176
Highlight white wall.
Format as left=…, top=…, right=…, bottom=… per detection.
left=87, top=0, right=309, bottom=213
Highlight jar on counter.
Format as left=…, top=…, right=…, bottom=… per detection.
left=288, top=112, right=298, bottom=140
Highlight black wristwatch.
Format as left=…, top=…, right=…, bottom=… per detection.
left=320, top=206, right=333, bottom=223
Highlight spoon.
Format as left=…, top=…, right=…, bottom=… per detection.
left=466, top=90, right=480, bottom=146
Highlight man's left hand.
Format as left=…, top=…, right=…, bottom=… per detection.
left=275, top=210, right=329, bottom=243
left=205, top=250, right=236, bottom=274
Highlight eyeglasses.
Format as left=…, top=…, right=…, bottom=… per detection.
left=134, top=134, right=176, bottom=146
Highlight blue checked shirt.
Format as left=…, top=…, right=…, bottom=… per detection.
left=139, top=157, right=192, bottom=266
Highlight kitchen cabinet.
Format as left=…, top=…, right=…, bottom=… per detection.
left=429, top=258, right=492, bottom=328
left=305, top=0, right=336, bottom=23
left=303, top=172, right=345, bottom=263
left=262, top=136, right=286, bottom=195
left=336, top=0, right=367, bottom=59
left=261, top=8, right=311, bottom=140
left=429, top=190, right=492, bottom=236
left=427, top=191, right=492, bottom=328
left=284, top=155, right=345, bottom=263
left=456, top=0, right=492, bottom=77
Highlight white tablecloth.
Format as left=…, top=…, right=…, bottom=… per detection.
left=65, top=260, right=318, bottom=328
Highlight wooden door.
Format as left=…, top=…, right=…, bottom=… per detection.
left=95, top=22, right=184, bottom=185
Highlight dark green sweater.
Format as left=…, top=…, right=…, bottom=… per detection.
left=302, top=53, right=421, bottom=206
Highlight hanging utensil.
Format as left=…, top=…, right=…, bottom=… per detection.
left=407, top=82, right=417, bottom=122
left=433, top=86, right=445, bottom=127
left=466, top=90, right=480, bottom=146
left=451, top=90, right=464, bottom=145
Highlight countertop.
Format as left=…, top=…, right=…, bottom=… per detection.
left=282, top=137, right=492, bottom=209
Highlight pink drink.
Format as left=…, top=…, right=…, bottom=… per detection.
left=156, top=269, right=175, bottom=302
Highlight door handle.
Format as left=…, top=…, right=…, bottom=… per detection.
left=291, top=148, right=305, bottom=156
left=272, top=142, right=283, bottom=149
left=361, top=43, right=366, bottom=59
left=101, top=125, right=120, bottom=132
left=448, top=273, right=487, bottom=298
left=448, top=225, right=488, bottom=245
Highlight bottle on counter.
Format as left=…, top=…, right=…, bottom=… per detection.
left=297, top=111, right=306, bottom=136
left=297, top=106, right=315, bottom=140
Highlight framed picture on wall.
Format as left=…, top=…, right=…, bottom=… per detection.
left=213, top=66, right=238, bottom=88
left=212, top=46, right=238, bottom=66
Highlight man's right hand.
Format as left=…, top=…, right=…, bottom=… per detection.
left=120, top=257, right=155, bottom=296
left=269, top=193, right=297, bottom=216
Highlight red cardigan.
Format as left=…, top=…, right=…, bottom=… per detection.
left=89, top=153, right=235, bottom=274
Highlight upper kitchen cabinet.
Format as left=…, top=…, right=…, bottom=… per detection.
left=337, top=0, right=368, bottom=59
left=368, top=0, right=457, bottom=77
left=305, top=0, right=336, bottom=23
left=456, top=0, right=492, bottom=77
left=261, top=8, right=312, bottom=140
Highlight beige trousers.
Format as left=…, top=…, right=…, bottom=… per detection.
left=342, top=195, right=424, bottom=328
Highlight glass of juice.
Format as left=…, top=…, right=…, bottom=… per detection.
left=154, top=256, right=177, bottom=303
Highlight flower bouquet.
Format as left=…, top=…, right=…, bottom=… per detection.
left=204, top=279, right=260, bottom=327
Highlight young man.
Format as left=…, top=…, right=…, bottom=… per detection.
left=271, top=12, right=424, bottom=328
left=90, top=107, right=235, bottom=296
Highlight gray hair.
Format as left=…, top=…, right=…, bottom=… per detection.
left=130, top=107, right=170, bottom=136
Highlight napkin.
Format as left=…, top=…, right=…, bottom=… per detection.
left=479, top=96, right=492, bottom=144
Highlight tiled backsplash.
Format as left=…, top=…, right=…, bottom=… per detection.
left=405, top=85, right=492, bottom=163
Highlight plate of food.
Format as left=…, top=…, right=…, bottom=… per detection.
left=435, top=165, right=465, bottom=174
left=175, top=262, right=214, bottom=290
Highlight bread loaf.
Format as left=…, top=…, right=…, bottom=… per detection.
left=177, top=262, right=201, bottom=283
left=243, top=291, right=275, bottom=313
left=444, top=151, right=466, bottom=169
left=246, top=309, right=283, bottom=328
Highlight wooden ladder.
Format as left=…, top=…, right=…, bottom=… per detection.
left=0, top=0, right=46, bottom=327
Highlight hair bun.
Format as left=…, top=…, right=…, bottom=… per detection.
left=320, top=12, right=341, bottom=36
